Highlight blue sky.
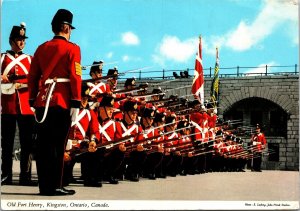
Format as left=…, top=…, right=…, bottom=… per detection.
left=1, top=0, right=299, bottom=79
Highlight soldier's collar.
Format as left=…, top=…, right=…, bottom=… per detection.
left=122, top=119, right=134, bottom=127
left=141, top=123, right=151, bottom=130
left=7, top=50, right=23, bottom=55
left=98, top=117, right=111, bottom=124
left=53, top=35, right=68, bottom=41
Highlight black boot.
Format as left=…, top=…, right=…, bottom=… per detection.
left=84, top=178, right=102, bottom=187
left=1, top=175, right=12, bottom=185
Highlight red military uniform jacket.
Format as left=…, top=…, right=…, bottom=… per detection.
left=87, top=81, right=111, bottom=107
left=207, top=113, right=217, bottom=128
left=164, top=131, right=180, bottom=151
left=178, top=135, right=192, bottom=145
left=199, top=112, right=209, bottom=141
left=115, top=120, right=143, bottom=145
left=1, top=51, right=33, bottom=114
left=208, top=113, right=217, bottom=140
left=178, top=135, right=193, bottom=152
left=251, top=132, right=267, bottom=152
left=213, top=141, right=225, bottom=156
left=190, top=112, right=201, bottom=125
left=141, top=126, right=155, bottom=140
left=112, top=95, right=124, bottom=120
left=87, top=81, right=110, bottom=97
left=99, top=118, right=116, bottom=144
left=190, top=120, right=208, bottom=143
left=151, top=128, right=165, bottom=151
left=222, top=144, right=231, bottom=155
left=68, top=109, right=100, bottom=141
left=235, top=144, right=244, bottom=158
left=28, top=36, right=81, bottom=109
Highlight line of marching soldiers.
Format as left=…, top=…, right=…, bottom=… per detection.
left=61, top=61, right=255, bottom=187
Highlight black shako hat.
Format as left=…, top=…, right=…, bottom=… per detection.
left=256, top=124, right=261, bottom=129
left=152, top=87, right=163, bottom=94
left=142, top=107, right=155, bottom=119
left=107, top=69, right=118, bottom=77
left=154, top=112, right=165, bottom=123
left=215, top=130, right=223, bottom=137
left=123, top=100, right=138, bottom=112
left=177, top=120, right=188, bottom=129
left=99, top=95, right=115, bottom=107
left=165, top=115, right=176, bottom=125
left=51, top=9, right=75, bottom=29
left=124, top=78, right=136, bottom=87
left=206, top=102, right=214, bottom=109
left=10, top=23, right=28, bottom=40
left=90, top=61, right=103, bottom=74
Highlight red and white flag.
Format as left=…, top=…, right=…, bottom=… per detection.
left=191, top=36, right=204, bottom=104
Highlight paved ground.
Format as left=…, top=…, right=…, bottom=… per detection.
left=1, top=161, right=299, bottom=210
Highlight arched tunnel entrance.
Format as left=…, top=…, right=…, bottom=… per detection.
left=223, top=97, right=289, bottom=169
left=223, top=97, right=288, bottom=137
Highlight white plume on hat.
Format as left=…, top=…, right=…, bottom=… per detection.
left=20, top=22, right=26, bottom=28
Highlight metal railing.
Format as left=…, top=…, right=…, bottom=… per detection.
left=83, top=64, right=299, bottom=80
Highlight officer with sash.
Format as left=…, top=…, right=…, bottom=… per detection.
left=1, top=23, right=36, bottom=186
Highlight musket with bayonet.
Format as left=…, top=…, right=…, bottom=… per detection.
left=113, top=83, right=149, bottom=94
left=83, top=83, right=149, bottom=101
left=73, top=134, right=135, bottom=157
left=124, top=125, right=194, bottom=154
left=82, top=66, right=152, bottom=83
left=82, top=74, right=121, bottom=83
left=145, top=95, right=178, bottom=104
left=3, top=74, right=27, bottom=81
left=1, top=74, right=29, bottom=94
left=81, top=61, right=119, bottom=70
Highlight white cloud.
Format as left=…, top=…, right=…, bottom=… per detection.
left=106, top=52, right=113, bottom=59
left=152, top=0, right=298, bottom=66
left=206, top=0, right=298, bottom=52
left=122, top=55, right=130, bottom=62
left=152, top=35, right=198, bottom=66
left=244, top=61, right=278, bottom=76
left=122, top=55, right=142, bottom=62
left=152, top=54, right=166, bottom=67
left=202, top=36, right=224, bottom=55
left=121, top=31, right=140, bottom=45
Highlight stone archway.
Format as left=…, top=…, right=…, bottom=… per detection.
left=220, top=86, right=296, bottom=115
left=222, top=97, right=288, bottom=137
left=219, top=87, right=299, bottom=170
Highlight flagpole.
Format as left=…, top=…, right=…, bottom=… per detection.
left=199, top=35, right=202, bottom=59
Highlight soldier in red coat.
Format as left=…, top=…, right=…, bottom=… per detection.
left=212, top=130, right=225, bottom=172
left=115, top=100, right=146, bottom=182
left=98, top=95, right=127, bottom=185
left=189, top=101, right=206, bottom=174
left=250, top=124, right=267, bottom=172
left=141, top=107, right=164, bottom=180
left=177, top=120, right=196, bottom=176
left=89, top=60, right=103, bottom=79
left=163, top=114, right=182, bottom=177
left=28, top=9, right=81, bottom=196
left=1, top=23, right=36, bottom=186
left=106, top=68, right=118, bottom=91
left=63, top=85, right=100, bottom=186
left=86, top=61, right=111, bottom=110
left=153, top=111, right=167, bottom=178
